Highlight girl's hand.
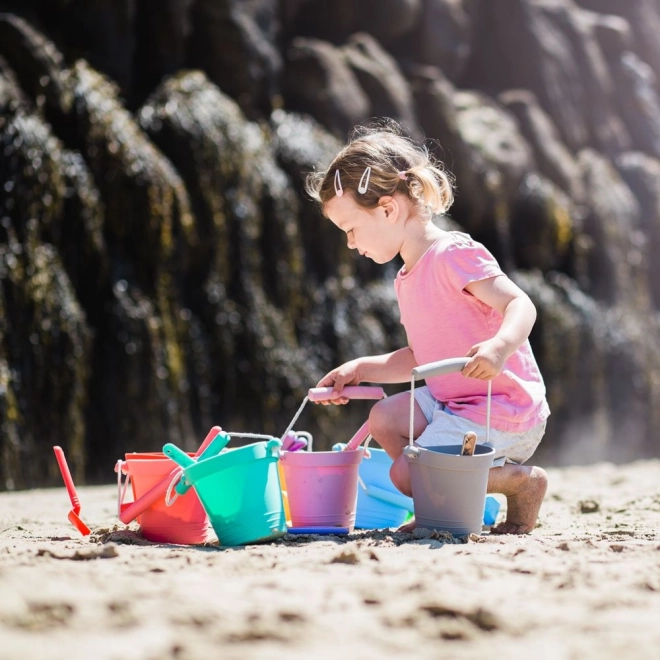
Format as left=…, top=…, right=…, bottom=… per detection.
left=463, top=338, right=507, bottom=380
left=315, top=360, right=363, bottom=405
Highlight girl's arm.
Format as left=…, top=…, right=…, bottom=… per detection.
left=462, top=275, right=537, bottom=380
left=315, top=347, right=418, bottom=404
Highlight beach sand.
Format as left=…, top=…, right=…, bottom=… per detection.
left=1, top=460, right=660, bottom=660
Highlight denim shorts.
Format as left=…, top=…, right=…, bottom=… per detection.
left=414, top=386, right=546, bottom=467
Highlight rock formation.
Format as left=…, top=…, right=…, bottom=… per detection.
left=1, top=0, right=660, bottom=488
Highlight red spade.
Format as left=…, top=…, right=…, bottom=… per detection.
left=53, top=446, right=91, bottom=536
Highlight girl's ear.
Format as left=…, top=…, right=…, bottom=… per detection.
left=378, top=195, right=397, bottom=222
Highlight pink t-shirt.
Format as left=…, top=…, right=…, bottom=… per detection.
left=394, top=231, right=550, bottom=432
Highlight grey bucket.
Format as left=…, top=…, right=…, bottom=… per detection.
left=403, top=357, right=495, bottom=536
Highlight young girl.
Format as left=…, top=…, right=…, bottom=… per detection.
left=305, top=124, right=550, bottom=535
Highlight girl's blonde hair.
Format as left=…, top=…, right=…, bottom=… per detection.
left=305, top=122, right=454, bottom=218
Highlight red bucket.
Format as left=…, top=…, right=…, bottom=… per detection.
left=118, top=451, right=210, bottom=544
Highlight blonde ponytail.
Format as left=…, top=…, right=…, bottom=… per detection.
left=407, top=164, right=454, bottom=217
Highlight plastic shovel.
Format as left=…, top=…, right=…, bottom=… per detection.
left=117, top=426, right=225, bottom=524
left=53, top=446, right=91, bottom=536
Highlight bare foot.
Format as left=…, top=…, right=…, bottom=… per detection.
left=490, top=466, right=548, bottom=535
left=396, top=519, right=416, bottom=533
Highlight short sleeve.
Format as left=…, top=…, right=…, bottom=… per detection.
left=444, top=233, right=504, bottom=291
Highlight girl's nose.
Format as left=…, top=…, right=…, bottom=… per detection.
left=347, top=235, right=356, bottom=250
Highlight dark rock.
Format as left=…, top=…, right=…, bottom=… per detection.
left=283, top=37, right=370, bottom=138
left=131, top=0, right=194, bottom=107
left=577, top=149, right=647, bottom=309
left=499, top=89, right=585, bottom=201
left=510, top=173, right=575, bottom=274
left=341, top=33, right=421, bottom=140
left=575, top=0, right=660, bottom=79
left=0, top=13, right=73, bottom=121
left=518, top=271, right=659, bottom=465
left=462, top=0, right=631, bottom=155
left=390, top=0, right=474, bottom=83
left=283, top=0, right=422, bottom=45
left=186, top=0, right=282, bottom=119
left=270, top=109, right=346, bottom=283
left=615, top=152, right=660, bottom=310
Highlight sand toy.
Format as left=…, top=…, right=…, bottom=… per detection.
left=163, top=433, right=286, bottom=547
left=403, top=357, right=495, bottom=535
left=53, top=446, right=91, bottom=536
left=115, top=427, right=227, bottom=544
left=279, top=385, right=385, bottom=531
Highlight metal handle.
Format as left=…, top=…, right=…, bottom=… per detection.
left=412, top=357, right=468, bottom=381
left=308, top=386, right=386, bottom=402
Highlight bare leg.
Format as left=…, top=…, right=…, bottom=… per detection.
left=368, top=392, right=425, bottom=504
left=487, top=464, right=548, bottom=534
left=368, top=392, right=428, bottom=461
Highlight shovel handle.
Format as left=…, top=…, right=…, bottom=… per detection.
left=308, top=386, right=385, bottom=402
left=163, top=443, right=196, bottom=468
left=53, top=446, right=81, bottom=513
left=344, top=421, right=371, bottom=451
left=412, top=357, right=469, bottom=381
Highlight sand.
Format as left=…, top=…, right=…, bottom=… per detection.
left=1, top=460, right=660, bottom=660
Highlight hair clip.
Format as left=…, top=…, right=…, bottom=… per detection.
left=334, top=170, right=343, bottom=197
left=398, top=171, right=408, bottom=180
left=357, top=166, right=371, bottom=194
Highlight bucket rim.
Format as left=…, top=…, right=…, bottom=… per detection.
left=182, top=440, right=278, bottom=483
left=280, top=447, right=364, bottom=467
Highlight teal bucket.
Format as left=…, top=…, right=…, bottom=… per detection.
left=163, top=438, right=286, bottom=547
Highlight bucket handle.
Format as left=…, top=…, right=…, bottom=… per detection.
left=408, top=357, right=491, bottom=450
left=308, top=386, right=385, bottom=402
left=281, top=386, right=386, bottom=447
left=165, top=470, right=186, bottom=507
left=116, top=459, right=132, bottom=518
left=164, top=435, right=282, bottom=506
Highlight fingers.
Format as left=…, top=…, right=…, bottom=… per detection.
left=315, top=371, right=352, bottom=405
left=462, top=356, right=494, bottom=380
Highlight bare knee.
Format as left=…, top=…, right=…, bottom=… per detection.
left=368, top=397, right=406, bottom=458
left=488, top=464, right=548, bottom=496
left=390, top=455, right=412, bottom=497
left=368, top=392, right=428, bottom=460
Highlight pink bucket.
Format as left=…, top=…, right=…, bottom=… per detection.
left=119, top=452, right=210, bottom=544
left=279, top=449, right=364, bottom=530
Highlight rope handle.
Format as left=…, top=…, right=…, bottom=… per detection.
left=165, top=470, right=185, bottom=507
left=116, top=460, right=131, bottom=517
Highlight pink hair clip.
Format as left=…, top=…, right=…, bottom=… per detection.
left=398, top=171, right=408, bottom=180
left=357, top=166, right=371, bottom=194
left=334, top=170, right=343, bottom=197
